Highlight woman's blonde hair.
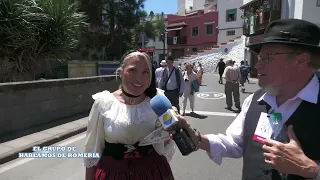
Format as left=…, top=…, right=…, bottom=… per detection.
left=116, top=50, right=153, bottom=88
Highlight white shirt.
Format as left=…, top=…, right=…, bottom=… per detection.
left=155, top=67, right=165, bottom=88
left=196, top=66, right=203, bottom=78
left=83, top=89, right=175, bottom=168
left=160, top=67, right=186, bottom=93
left=206, top=75, right=319, bottom=165
left=183, top=72, right=197, bottom=95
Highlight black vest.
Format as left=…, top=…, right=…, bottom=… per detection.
left=161, top=67, right=181, bottom=92
left=242, top=80, right=320, bottom=180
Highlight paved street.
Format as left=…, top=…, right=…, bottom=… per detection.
left=0, top=74, right=260, bottom=180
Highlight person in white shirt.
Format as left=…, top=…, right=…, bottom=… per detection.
left=84, top=51, right=175, bottom=180
left=192, top=62, right=197, bottom=73
left=159, top=56, right=185, bottom=114
left=173, top=19, right=320, bottom=180
left=155, top=60, right=167, bottom=88
left=182, top=63, right=197, bottom=115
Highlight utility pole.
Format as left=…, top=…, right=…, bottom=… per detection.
left=162, top=32, right=167, bottom=59
left=162, top=33, right=165, bottom=58
left=141, top=32, right=145, bottom=48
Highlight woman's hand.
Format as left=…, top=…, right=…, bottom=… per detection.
left=164, top=138, right=171, bottom=146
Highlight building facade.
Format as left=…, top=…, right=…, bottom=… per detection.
left=240, top=0, right=320, bottom=77
left=177, top=0, right=194, bottom=15
left=143, top=36, right=168, bottom=65
left=143, top=14, right=168, bottom=65
left=217, top=0, right=243, bottom=44
left=192, top=0, right=206, bottom=12
left=166, top=10, right=218, bottom=59
left=178, top=0, right=213, bottom=15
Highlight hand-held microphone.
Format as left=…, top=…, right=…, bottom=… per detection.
left=150, top=94, right=196, bottom=156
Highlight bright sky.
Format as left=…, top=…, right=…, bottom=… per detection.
left=144, top=0, right=177, bottom=14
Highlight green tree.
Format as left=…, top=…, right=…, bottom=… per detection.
left=141, top=11, right=166, bottom=55
left=77, top=1, right=166, bottom=61
left=0, top=0, right=87, bottom=82
left=77, top=0, right=149, bottom=61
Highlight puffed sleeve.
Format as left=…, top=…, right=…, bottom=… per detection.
left=153, top=139, right=176, bottom=162
left=152, top=88, right=176, bottom=162
left=83, top=100, right=105, bottom=168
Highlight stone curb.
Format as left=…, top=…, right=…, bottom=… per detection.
left=0, top=125, right=87, bottom=165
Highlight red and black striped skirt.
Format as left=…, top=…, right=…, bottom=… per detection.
left=94, top=149, right=174, bottom=180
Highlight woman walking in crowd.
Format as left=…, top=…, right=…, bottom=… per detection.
left=182, top=63, right=197, bottom=115
left=83, top=51, right=175, bottom=180
left=196, top=62, right=203, bottom=85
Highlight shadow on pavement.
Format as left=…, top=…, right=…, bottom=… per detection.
left=242, top=91, right=254, bottom=94
left=225, top=107, right=241, bottom=113
left=0, top=112, right=89, bottom=143
left=185, top=112, right=208, bottom=119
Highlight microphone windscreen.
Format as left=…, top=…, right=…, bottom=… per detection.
left=150, top=94, right=172, bottom=116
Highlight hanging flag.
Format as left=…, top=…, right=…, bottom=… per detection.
left=250, top=16, right=255, bottom=35
left=259, top=12, right=264, bottom=24
left=243, top=19, right=246, bottom=34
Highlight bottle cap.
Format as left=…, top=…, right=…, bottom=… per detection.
left=272, top=112, right=282, bottom=122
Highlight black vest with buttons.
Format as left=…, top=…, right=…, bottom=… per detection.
left=242, top=80, right=320, bottom=180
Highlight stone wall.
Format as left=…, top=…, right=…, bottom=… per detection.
left=0, top=76, right=120, bottom=136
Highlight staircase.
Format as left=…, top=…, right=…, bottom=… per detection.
left=175, top=36, right=246, bottom=73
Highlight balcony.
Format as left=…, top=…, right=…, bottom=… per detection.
left=167, top=36, right=187, bottom=45
left=241, top=0, right=282, bottom=36
left=243, top=11, right=281, bottom=37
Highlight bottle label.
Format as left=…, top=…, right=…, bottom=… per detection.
left=253, top=112, right=273, bottom=144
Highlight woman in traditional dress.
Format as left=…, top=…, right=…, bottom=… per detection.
left=83, top=51, right=176, bottom=180
left=196, top=62, right=203, bottom=85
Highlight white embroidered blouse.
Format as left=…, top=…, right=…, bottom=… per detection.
left=83, top=89, right=176, bottom=168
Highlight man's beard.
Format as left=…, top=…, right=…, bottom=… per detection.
left=258, top=81, right=280, bottom=96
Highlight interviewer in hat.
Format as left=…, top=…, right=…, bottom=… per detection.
left=174, top=19, right=320, bottom=179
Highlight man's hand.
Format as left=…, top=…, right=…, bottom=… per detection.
left=169, top=115, right=198, bottom=145
left=262, top=125, right=318, bottom=178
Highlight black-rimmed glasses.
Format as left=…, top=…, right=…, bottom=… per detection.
left=257, top=52, right=301, bottom=64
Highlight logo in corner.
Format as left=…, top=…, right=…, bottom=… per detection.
left=162, top=113, right=172, bottom=125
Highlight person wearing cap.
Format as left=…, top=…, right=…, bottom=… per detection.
left=155, top=60, right=167, bottom=88
left=159, top=56, right=185, bottom=114
left=173, top=19, right=320, bottom=179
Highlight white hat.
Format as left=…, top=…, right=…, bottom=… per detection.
left=160, top=60, right=167, bottom=66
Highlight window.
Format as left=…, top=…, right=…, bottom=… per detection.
left=206, top=24, right=213, bottom=35
left=192, top=27, right=199, bottom=36
left=226, top=9, right=237, bottom=22
left=317, top=0, right=320, bottom=6
left=192, top=48, right=198, bottom=52
left=226, top=30, right=235, bottom=36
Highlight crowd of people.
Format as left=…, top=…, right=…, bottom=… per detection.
left=83, top=18, right=320, bottom=180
